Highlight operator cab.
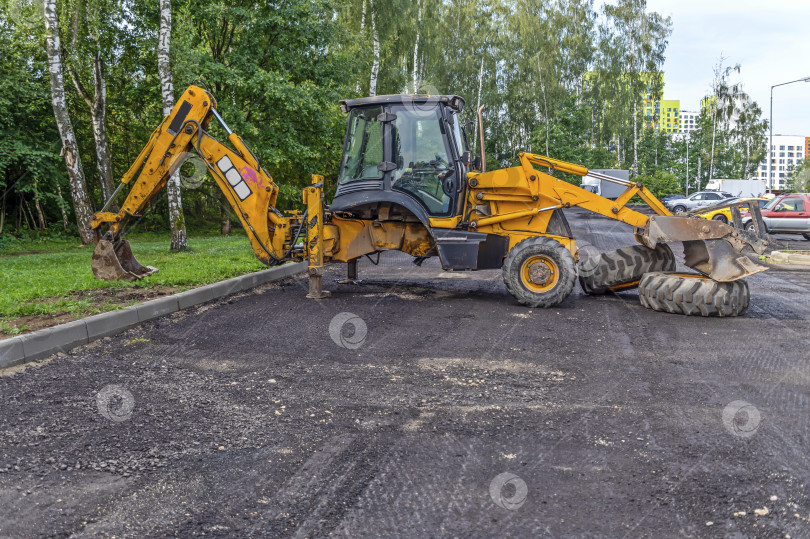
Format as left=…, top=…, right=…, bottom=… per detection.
left=332, top=94, right=469, bottom=223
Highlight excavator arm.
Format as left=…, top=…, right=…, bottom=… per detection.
left=91, top=86, right=299, bottom=280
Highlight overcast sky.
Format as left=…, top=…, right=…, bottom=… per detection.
left=637, top=0, right=810, bottom=136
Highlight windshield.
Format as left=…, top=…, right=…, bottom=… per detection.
left=762, top=197, right=779, bottom=210
left=338, top=106, right=385, bottom=184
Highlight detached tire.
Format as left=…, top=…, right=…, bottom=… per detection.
left=578, top=244, right=675, bottom=295
left=638, top=272, right=750, bottom=317
left=503, top=236, right=577, bottom=308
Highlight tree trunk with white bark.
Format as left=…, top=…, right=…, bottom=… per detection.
left=412, top=1, right=421, bottom=93
left=44, top=0, right=94, bottom=244
left=68, top=48, right=116, bottom=210
left=158, top=0, right=187, bottom=250
left=368, top=0, right=379, bottom=97
left=355, top=0, right=366, bottom=95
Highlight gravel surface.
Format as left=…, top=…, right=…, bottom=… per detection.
left=1, top=209, right=809, bottom=537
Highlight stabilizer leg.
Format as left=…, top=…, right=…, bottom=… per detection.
left=304, top=174, right=330, bottom=299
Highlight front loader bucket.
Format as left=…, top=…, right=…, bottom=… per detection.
left=92, top=238, right=158, bottom=281
left=638, top=214, right=769, bottom=282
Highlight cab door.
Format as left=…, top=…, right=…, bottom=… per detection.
left=389, top=104, right=461, bottom=217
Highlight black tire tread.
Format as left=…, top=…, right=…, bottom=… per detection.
left=578, top=244, right=675, bottom=295
left=502, top=236, right=577, bottom=308
left=638, top=272, right=749, bottom=317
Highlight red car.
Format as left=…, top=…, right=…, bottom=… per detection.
left=742, top=193, right=810, bottom=240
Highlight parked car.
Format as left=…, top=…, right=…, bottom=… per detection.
left=741, top=193, right=810, bottom=240
left=666, top=191, right=734, bottom=213
left=696, top=197, right=770, bottom=224
left=661, top=194, right=685, bottom=205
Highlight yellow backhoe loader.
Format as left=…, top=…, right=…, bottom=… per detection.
left=90, top=85, right=770, bottom=317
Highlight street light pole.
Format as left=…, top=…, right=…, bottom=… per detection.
left=686, top=138, right=689, bottom=195
left=769, top=76, right=810, bottom=192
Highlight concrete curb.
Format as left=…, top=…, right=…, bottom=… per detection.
left=769, top=250, right=810, bottom=266
left=0, top=261, right=307, bottom=370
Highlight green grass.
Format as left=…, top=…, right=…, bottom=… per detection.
left=0, top=231, right=267, bottom=323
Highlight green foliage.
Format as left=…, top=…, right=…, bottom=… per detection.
left=0, top=0, right=774, bottom=243
left=529, top=96, right=615, bottom=168
left=172, top=0, right=359, bottom=208
left=786, top=159, right=810, bottom=193
left=636, top=170, right=680, bottom=198
left=0, top=4, right=69, bottom=233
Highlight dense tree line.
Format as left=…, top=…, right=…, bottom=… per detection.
left=0, top=0, right=769, bottom=244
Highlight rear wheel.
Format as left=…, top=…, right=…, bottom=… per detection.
left=638, top=272, right=749, bottom=317
left=503, top=237, right=576, bottom=308
left=578, top=244, right=675, bottom=295
left=744, top=221, right=768, bottom=233
left=712, top=214, right=728, bottom=224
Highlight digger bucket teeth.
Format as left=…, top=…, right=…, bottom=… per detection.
left=638, top=214, right=769, bottom=282
left=92, top=239, right=158, bottom=281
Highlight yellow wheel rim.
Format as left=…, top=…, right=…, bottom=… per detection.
left=520, top=255, right=559, bottom=293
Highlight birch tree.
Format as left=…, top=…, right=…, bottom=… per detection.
left=158, top=0, right=187, bottom=249
left=63, top=0, right=118, bottom=208
left=411, top=0, right=421, bottom=93
left=67, top=49, right=115, bottom=208
left=601, top=0, right=670, bottom=176
left=355, top=0, right=366, bottom=94
left=368, top=0, right=379, bottom=97
left=43, top=0, right=94, bottom=244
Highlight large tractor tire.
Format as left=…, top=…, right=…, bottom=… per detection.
left=638, top=272, right=750, bottom=317
left=503, top=236, right=577, bottom=308
left=578, top=244, right=675, bottom=295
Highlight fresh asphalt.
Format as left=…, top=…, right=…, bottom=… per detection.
left=1, top=208, right=809, bottom=537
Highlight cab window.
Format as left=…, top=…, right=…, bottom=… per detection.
left=338, top=107, right=384, bottom=184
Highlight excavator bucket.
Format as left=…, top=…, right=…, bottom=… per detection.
left=638, top=204, right=770, bottom=282
left=92, top=238, right=158, bottom=281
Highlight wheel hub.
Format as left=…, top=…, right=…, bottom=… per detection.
left=527, top=261, right=553, bottom=285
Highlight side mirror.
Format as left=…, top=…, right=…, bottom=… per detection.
left=472, top=155, right=482, bottom=171
left=461, top=150, right=471, bottom=166
left=775, top=203, right=786, bottom=211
